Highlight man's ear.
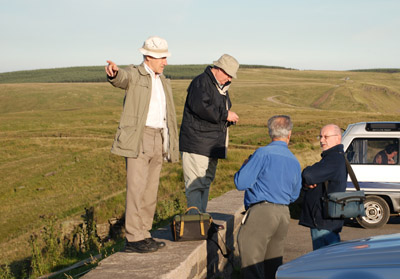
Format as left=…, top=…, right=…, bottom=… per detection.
left=287, top=130, right=292, bottom=142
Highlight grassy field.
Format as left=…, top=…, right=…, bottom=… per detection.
left=1, top=66, right=400, bottom=276
left=0, top=64, right=289, bottom=83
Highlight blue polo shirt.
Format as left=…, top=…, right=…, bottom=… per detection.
left=234, top=141, right=302, bottom=209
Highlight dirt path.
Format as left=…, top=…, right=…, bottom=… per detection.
left=265, top=95, right=296, bottom=107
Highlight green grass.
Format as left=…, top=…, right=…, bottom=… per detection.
left=1, top=66, right=400, bottom=277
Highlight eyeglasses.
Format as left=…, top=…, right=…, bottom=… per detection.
left=317, top=134, right=338, bottom=140
left=220, top=68, right=232, bottom=79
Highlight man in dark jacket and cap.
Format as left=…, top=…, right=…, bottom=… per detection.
left=299, top=124, right=347, bottom=250
left=179, top=54, right=239, bottom=216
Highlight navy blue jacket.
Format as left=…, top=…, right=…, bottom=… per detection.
left=179, top=66, right=232, bottom=159
left=299, top=144, right=347, bottom=232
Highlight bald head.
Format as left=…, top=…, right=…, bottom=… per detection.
left=319, top=124, right=342, bottom=151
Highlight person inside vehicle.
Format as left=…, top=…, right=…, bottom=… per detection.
left=373, top=144, right=398, bottom=165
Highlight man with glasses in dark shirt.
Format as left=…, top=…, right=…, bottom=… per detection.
left=299, top=124, right=347, bottom=250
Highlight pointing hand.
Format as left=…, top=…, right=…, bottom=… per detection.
left=105, top=60, right=119, bottom=77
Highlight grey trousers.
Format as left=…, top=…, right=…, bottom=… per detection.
left=237, top=202, right=290, bottom=279
left=181, top=152, right=218, bottom=213
left=125, top=127, right=163, bottom=242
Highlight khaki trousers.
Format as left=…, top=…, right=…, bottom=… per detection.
left=125, top=127, right=163, bottom=242
left=237, top=202, right=290, bottom=279
left=181, top=152, right=218, bottom=213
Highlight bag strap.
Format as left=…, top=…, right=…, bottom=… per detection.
left=185, top=206, right=201, bottom=214
left=207, top=229, right=231, bottom=259
left=200, top=214, right=205, bottom=236
left=180, top=221, right=184, bottom=237
left=323, top=154, right=361, bottom=196
left=344, top=155, right=360, bottom=191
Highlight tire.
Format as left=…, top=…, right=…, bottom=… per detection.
left=356, top=195, right=390, bottom=229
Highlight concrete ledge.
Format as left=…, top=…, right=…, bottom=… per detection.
left=82, top=190, right=244, bottom=279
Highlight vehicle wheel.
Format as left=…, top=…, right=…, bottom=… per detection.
left=356, top=195, right=390, bottom=229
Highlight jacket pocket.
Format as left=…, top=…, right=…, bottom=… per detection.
left=115, top=125, right=138, bottom=150
left=191, top=121, right=222, bottom=139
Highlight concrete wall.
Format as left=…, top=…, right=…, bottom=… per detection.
left=82, top=190, right=245, bottom=279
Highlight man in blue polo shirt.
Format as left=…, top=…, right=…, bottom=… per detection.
left=234, top=115, right=302, bottom=279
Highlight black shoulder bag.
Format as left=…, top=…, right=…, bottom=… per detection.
left=323, top=156, right=366, bottom=219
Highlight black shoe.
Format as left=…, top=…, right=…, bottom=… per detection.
left=124, top=239, right=158, bottom=253
left=145, top=238, right=166, bottom=249
left=211, top=222, right=225, bottom=231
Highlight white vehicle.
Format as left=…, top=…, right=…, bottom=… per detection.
left=342, top=122, right=400, bottom=228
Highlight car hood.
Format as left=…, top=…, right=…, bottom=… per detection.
left=277, top=233, right=400, bottom=279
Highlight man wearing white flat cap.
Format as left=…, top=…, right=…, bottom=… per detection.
left=105, top=36, right=179, bottom=253
left=179, top=54, right=240, bottom=220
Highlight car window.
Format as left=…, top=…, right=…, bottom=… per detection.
left=345, top=138, right=399, bottom=165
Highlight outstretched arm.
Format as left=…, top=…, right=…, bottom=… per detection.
left=105, top=60, right=119, bottom=77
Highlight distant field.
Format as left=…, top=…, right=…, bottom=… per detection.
left=0, top=64, right=397, bottom=84
left=1, top=66, right=400, bottom=267
left=0, top=64, right=290, bottom=83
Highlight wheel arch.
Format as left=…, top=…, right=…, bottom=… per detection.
left=365, top=194, right=394, bottom=213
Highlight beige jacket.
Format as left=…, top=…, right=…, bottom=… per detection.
left=108, top=63, right=179, bottom=162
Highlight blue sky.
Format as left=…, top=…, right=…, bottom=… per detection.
left=1, top=0, right=399, bottom=73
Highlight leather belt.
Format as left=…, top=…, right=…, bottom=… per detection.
left=249, top=200, right=287, bottom=208
left=249, top=200, right=271, bottom=208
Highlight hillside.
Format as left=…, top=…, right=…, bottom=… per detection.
left=0, top=67, right=399, bottom=277
left=0, top=65, right=398, bottom=84
left=0, top=64, right=290, bottom=83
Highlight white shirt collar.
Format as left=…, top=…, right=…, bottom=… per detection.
left=143, top=62, right=160, bottom=78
